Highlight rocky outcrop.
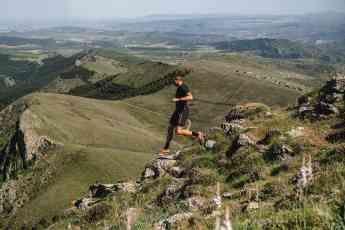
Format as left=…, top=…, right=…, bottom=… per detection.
left=225, top=103, right=270, bottom=122
left=142, top=152, right=181, bottom=180
left=295, top=75, right=345, bottom=119
left=0, top=155, right=57, bottom=216
left=74, top=181, right=138, bottom=210
left=69, top=148, right=223, bottom=229
left=3, top=77, right=16, bottom=88
left=263, top=143, right=293, bottom=162
left=0, top=109, right=56, bottom=180
left=154, top=212, right=194, bottom=230
left=0, top=102, right=58, bottom=217
left=221, top=121, right=246, bottom=136
left=258, top=128, right=282, bottom=145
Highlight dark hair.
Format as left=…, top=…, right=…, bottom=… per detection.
left=175, top=76, right=183, bottom=81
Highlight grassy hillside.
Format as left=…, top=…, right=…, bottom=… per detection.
left=0, top=52, right=87, bottom=110
left=213, top=38, right=311, bottom=59
left=0, top=93, right=177, bottom=228
left=0, top=36, right=56, bottom=47
left=122, top=55, right=306, bottom=132
left=68, top=52, right=309, bottom=132
left=0, top=50, right=331, bottom=228
left=48, top=98, right=345, bottom=229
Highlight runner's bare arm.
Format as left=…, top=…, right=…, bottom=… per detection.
left=173, top=92, right=193, bottom=102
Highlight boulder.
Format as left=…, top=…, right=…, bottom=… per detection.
left=317, top=102, right=340, bottom=115
left=88, top=181, right=137, bottom=199
left=246, top=202, right=259, bottom=211
left=264, top=144, right=293, bottom=162
left=169, top=166, right=186, bottom=178
left=185, top=196, right=218, bottom=215
left=221, top=122, right=245, bottom=136
left=89, top=184, right=117, bottom=198
left=83, top=203, right=112, bottom=223
left=237, top=134, right=256, bottom=147
left=155, top=212, right=193, bottom=230
left=298, top=104, right=314, bottom=117
left=116, top=182, right=137, bottom=193
left=74, top=198, right=98, bottom=210
left=258, top=128, right=282, bottom=145
left=287, top=127, right=305, bottom=138
left=205, top=140, right=217, bottom=149
left=142, top=153, right=180, bottom=180
left=143, top=167, right=156, bottom=179
left=186, top=196, right=207, bottom=211
left=222, top=191, right=243, bottom=200
left=159, top=179, right=187, bottom=202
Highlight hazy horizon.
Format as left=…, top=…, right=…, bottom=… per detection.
left=1, top=0, right=345, bottom=21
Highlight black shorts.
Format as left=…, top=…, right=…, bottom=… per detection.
left=170, top=107, right=189, bottom=127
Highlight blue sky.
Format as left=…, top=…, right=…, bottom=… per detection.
left=2, top=0, right=345, bottom=20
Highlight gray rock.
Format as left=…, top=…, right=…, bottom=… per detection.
left=89, top=184, right=117, bottom=198
left=221, top=122, right=245, bottom=136
left=164, top=180, right=185, bottom=198
left=298, top=105, right=313, bottom=115
left=116, top=182, right=137, bottom=193
left=169, top=166, right=185, bottom=178
left=222, top=192, right=243, bottom=200
left=237, top=134, right=256, bottom=146
left=155, top=212, right=193, bottom=230
left=3, top=77, right=16, bottom=88
left=142, top=156, right=178, bottom=180
left=205, top=140, right=217, bottom=149
left=266, top=144, right=293, bottom=162
left=287, top=127, right=305, bottom=138
left=319, top=102, right=340, bottom=115
left=143, top=167, right=156, bottom=179
left=88, top=181, right=137, bottom=199
left=158, top=159, right=178, bottom=169
left=258, top=128, right=282, bottom=145
left=246, top=202, right=259, bottom=211
left=186, top=196, right=207, bottom=211
left=74, top=198, right=98, bottom=210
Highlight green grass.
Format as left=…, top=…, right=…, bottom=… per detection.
left=3, top=92, right=179, bottom=227
left=11, top=144, right=154, bottom=227
left=28, top=93, right=166, bottom=152
left=42, top=101, right=345, bottom=229
left=82, top=55, right=128, bottom=76
left=124, top=58, right=302, bottom=131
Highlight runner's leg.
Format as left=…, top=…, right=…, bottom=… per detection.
left=164, top=125, right=175, bottom=150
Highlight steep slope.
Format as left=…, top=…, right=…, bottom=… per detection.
left=49, top=77, right=345, bottom=229
left=0, top=93, right=173, bottom=228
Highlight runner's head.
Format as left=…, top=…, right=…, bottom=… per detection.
left=174, top=76, right=183, bottom=87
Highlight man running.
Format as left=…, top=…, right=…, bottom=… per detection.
left=160, top=76, right=205, bottom=155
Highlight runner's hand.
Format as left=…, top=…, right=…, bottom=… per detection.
left=172, top=98, right=179, bottom=102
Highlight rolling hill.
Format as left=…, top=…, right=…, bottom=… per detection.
left=70, top=52, right=314, bottom=130
left=0, top=49, right=332, bottom=228
left=213, top=38, right=311, bottom=59
left=0, top=92, right=174, bottom=228
left=48, top=76, right=345, bottom=229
